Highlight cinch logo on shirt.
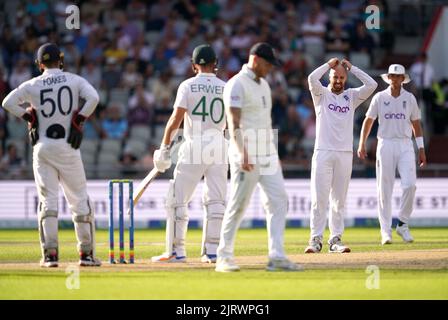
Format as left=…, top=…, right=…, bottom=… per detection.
left=384, top=113, right=406, bottom=119
left=328, top=104, right=350, bottom=113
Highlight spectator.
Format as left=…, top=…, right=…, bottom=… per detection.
left=150, top=46, right=171, bottom=74
left=102, top=57, right=122, bottom=90
left=326, top=20, right=351, bottom=56
left=0, top=143, right=27, bottom=179
left=198, top=0, right=221, bottom=21
left=121, top=61, right=143, bottom=89
left=129, top=34, right=154, bottom=71
left=32, top=12, right=54, bottom=37
left=350, top=20, right=375, bottom=60
left=431, top=79, right=448, bottom=135
left=81, top=61, right=102, bottom=91
left=410, top=52, right=435, bottom=122
left=119, top=146, right=139, bottom=176
left=301, top=8, right=326, bottom=63
left=61, top=35, right=81, bottom=73
left=172, top=0, right=197, bottom=21
left=283, top=49, right=308, bottom=89
left=128, top=82, right=155, bottom=127
left=151, top=70, right=176, bottom=105
left=218, top=46, right=241, bottom=80
left=101, top=103, right=128, bottom=140
left=169, top=45, right=192, bottom=78
left=8, top=59, right=31, bottom=89
left=26, top=0, right=49, bottom=18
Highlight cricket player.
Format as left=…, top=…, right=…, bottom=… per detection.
left=215, top=42, right=302, bottom=272
left=1, top=43, right=100, bottom=267
left=151, top=44, right=228, bottom=264
left=357, top=64, right=427, bottom=245
left=305, top=57, right=377, bottom=254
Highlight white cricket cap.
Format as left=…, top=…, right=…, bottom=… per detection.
left=381, top=64, right=411, bottom=84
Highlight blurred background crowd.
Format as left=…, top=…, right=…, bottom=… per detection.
left=0, top=0, right=447, bottom=180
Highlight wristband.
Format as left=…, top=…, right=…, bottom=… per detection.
left=416, top=136, right=424, bottom=149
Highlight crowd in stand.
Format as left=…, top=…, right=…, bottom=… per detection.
left=0, top=0, right=446, bottom=179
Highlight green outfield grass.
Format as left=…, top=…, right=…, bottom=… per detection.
left=0, top=228, right=447, bottom=299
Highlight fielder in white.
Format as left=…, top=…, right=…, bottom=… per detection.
left=305, top=58, right=377, bottom=254
left=151, top=44, right=228, bottom=264
left=215, top=42, right=302, bottom=272
left=1, top=43, right=100, bottom=267
left=358, top=64, right=427, bottom=245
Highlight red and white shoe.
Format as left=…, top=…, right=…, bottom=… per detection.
left=328, top=236, right=351, bottom=253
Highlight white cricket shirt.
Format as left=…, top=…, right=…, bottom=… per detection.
left=2, top=68, right=99, bottom=143
left=308, top=63, right=377, bottom=152
left=174, top=73, right=226, bottom=139
left=223, top=64, right=276, bottom=156
left=366, top=87, right=421, bottom=139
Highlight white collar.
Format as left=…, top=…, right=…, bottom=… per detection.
left=387, top=86, right=403, bottom=96
left=241, top=64, right=258, bottom=82
left=196, top=72, right=216, bottom=77
left=43, top=68, right=62, bottom=75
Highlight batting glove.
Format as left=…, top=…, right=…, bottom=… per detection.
left=153, top=144, right=172, bottom=172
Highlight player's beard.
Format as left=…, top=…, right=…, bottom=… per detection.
left=332, top=83, right=344, bottom=94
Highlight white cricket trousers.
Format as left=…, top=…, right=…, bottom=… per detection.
left=33, top=139, right=92, bottom=253
left=310, top=150, right=353, bottom=239
left=376, top=138, right=416, bottom=238
left=167, top=137, right=228, bottom=257
left=33, top=140, right=90, bottom=215
left=217, top=154, right=288, bottom=260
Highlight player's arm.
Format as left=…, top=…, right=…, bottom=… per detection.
left=411, top=119, right=427, bottom=167
left=227, top=106, right=253, bottom=171
left=410, top=95, right=427, bottom=167
left=341, top=59, right=377, bottom=108
left=357, top=117, right=375, bottom=159
left=153, top=81, right=188, bottom=173
left=308, top=58, right=337, bottom=103
left=161, top=107, right=186, bottom=146
left=2, top=84, right=40, bottom=145
left=67, top=77, right=100, bottom=149
left=2, top=84, right=30, bottom=118
left=78, top=77, right=100, bottom=117
left=357, top=93, right=379, bottom=159
left=223, top=79, right=253, bottom=171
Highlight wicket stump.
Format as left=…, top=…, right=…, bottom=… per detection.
left=109, top=179, right=134, bottom=264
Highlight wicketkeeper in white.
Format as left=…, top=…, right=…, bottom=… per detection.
left=357, top=64, right=427, bottom=245
left=305, top=57, right=377, bottom=254
left=2, top=43, right=100, bottom=267
left=215, top=42, right=302, bottom=272
left=151, top=44, right=228, bottom=264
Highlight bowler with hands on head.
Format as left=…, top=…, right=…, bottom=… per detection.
left=357, top=64, right=427, bottom=245
left=305, top=57, right=377, bottom=254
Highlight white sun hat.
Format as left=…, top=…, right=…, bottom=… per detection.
left=381, top=64, right=411, bottom=84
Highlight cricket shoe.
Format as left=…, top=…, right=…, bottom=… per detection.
left=79, top=251, right=102, bottom=267
left=201, top=254, right=217, bottom=264
left=266, top=258, right=304, bottom=272
left=396, top=224, right=414, bottom=243
left=40, top=249, right=58, bottom=268
left=381, top=235, right=393, bottom=245
left=304, top=236, right=323, bottom=253
left=215, top=257, right=240, bottom=272
left=151, top=252, right=186, bottom=263
left=328, top=236, right=351, bottom=253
